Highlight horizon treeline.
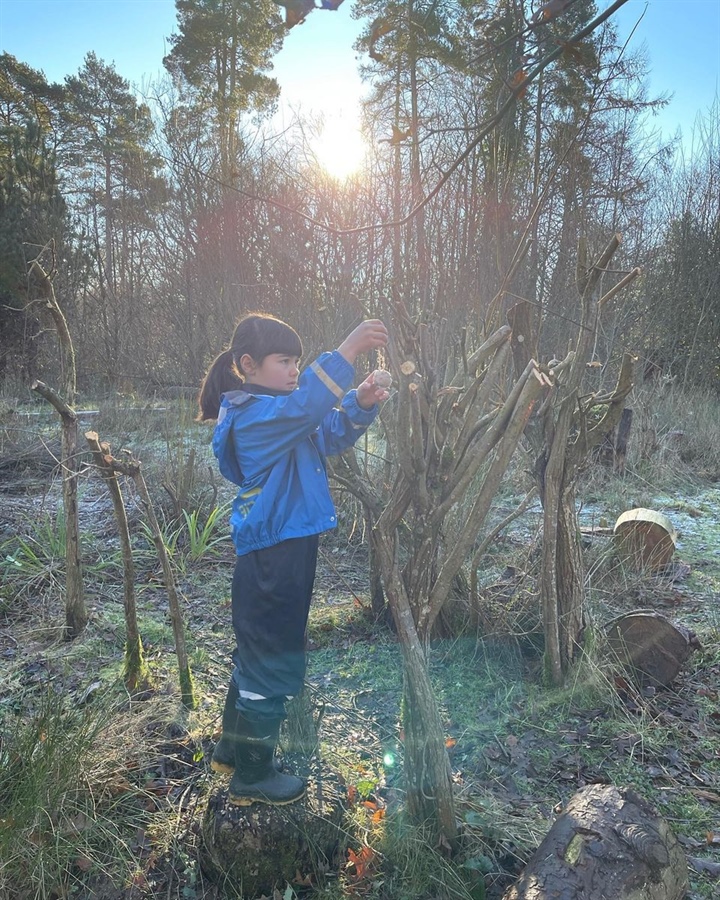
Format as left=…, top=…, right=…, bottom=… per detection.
left=1, top=0, right=718, bottom=397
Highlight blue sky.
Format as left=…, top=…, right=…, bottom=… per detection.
left=0, top=0, right=718, bottom=144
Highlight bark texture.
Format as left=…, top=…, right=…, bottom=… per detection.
left=502, top=784, right=688, bottom=900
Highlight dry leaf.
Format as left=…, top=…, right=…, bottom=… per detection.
left=347, top=845, right=375, bottom=879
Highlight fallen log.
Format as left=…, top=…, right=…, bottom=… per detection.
left=199, top=762, right=348, bottom=897
left=502, top=783, right=687, bottom=900
left=605, top=611, right=701, bottom=687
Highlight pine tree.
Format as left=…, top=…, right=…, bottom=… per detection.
left=0, top=55, right=68, bottom=382
left=163, top=0, right=284, bottom=182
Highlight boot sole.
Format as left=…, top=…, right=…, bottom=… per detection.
left=229, top=787, right=306, bottom=807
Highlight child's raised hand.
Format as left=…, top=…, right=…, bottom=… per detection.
left=356, top=369, right=392, bottom=409
left=337, top=319, right=388, bottom=364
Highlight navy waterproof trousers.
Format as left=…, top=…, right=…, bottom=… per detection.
left=231, top=534, right=319, bottom=721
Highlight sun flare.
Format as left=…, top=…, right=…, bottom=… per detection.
left=312, top=118, right=367, bottom=180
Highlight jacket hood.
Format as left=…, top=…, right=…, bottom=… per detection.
left=213, top=390, right=254, bottom=486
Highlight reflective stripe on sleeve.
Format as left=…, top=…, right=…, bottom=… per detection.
left=310, top=360, right=345, bottom=400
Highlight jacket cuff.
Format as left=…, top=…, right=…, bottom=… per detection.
left=342, top=389, right=378, bottom=425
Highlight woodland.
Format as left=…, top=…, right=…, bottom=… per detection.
left=1, top=0, right=720, bottom=898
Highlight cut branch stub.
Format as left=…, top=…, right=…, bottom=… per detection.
left=605, top=611, right=701, bottom=687
left=613, top=508, right=677, bottom=571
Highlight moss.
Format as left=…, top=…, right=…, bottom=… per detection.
left=179, top=665, right=197, bottom=709
left=122, top=634, right=150, bottom=692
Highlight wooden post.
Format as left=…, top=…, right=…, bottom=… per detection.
left=85, top=432, right=149, bottom=692
left=105, top=452, right=197, bottom=709
left=31, top=380, right=87, bottom=638
left=28, top=258, right=86, bottom=639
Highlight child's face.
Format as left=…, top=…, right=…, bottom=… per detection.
left=242, top=353, right=301, bottom=392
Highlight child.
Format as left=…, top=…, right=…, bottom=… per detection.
left=198, top=313, right=389, bottom=806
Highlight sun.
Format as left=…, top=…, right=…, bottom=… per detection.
left=312, top=117, right=368, bottom=181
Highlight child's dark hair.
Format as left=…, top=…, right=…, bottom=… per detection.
left=197, top=313, right=303, bottom=421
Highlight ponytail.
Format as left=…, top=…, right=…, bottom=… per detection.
left=197, top=349, right=244, bottom=421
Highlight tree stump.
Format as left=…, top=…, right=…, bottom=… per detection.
left=613, top=509, right=677, bottom=571
left=605, top=611, right=701, bottom=687
left=199, top=761, right=348, bottom=898
left=502, top=784, right=687, bottom=900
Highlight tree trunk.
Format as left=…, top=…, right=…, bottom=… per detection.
left=502, top=784, right=688, bottom=900
left=555, top=479, right=585, bottom=672
left=530, top=239, right=639, bottom=685
left=28, top=260, right=86, bottom=639
left=375, top=535, right=457, bottom=847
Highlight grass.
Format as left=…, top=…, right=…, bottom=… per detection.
left=0, top=689, right=148, bottom=900
left=1, top=384, right=720, bottom=898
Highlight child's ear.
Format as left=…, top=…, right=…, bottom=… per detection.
left=239, top=353, right=256, bottom=376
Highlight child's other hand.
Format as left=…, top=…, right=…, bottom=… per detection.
left=338, top=319, right=388, bottom=364
left=356, top=370, right=391, bottom=409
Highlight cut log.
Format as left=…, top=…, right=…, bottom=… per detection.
left=199, top=762, right=348, bottom=897
left=502, top=784, right=688, bottom=900
left=613, top=508, right=677, bottom=571
left=605, top=611, right=701, bottom=687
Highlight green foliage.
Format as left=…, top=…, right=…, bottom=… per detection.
left=164, top=0, right=284, bottom=179
left=0, top=506, right=120, bottom=611
left=182, top=503, right=230, bottom=562
left=0, top=509, right=68, bottom=602
left=640, top=209, right=720, bottom=390
left=138, top=502, right=229, bottom=574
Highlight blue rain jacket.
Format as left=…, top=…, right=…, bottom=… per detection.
left=213, top=350, right=378, bottom=556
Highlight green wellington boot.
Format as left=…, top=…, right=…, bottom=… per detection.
left=228, top=715, right=305, bottom=807
left=210, top=682, right=281, bottom=775
left=210, top=680, right=239, bottom=774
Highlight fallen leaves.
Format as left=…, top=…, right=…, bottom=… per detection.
left=346, top=844, right=377, bottom=883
